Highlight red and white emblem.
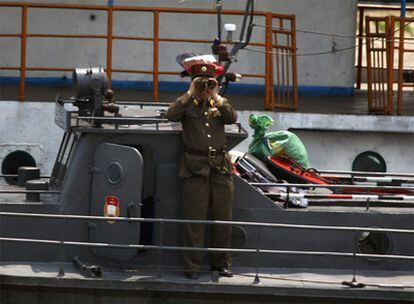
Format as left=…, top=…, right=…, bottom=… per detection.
left=103, top=195, right=120, bottom=224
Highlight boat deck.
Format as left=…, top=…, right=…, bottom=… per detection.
left=0, top=262, right=413, bottom=303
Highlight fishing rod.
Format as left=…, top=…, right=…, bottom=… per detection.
left=315, top=172, right=414, bottom=186
left=237, top=159, right=414, bottom=195
left=264, top=192, right=414, bottom=202
left=327, top=176, right=414, bottom=185
left=264, top=156, right=414, bottom=186
left=249, top=182, right=414, bottom=192
left=319, top=170, right=414, bottom=179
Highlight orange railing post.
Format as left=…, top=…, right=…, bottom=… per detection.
left=365, top=16, right=374, bottom=112
left=153, top=11, right=159, bottom=102
left=19, top=4, right=27, bottom=102
left=356, top=6, right=364, bottom=89
left=385, top=16, right=394, bottom=115
left=264, top=12, right=273, bottom=110
left=396, top=17, right=405, bottom=115
left=106, top=7, right=113, bottom=87
left=291, top=17, right=298, bottom=111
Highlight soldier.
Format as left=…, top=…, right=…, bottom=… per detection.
left=166, top=63, right=237, bottom=280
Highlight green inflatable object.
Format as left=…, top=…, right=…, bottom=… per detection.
left=248, top=114, right=310, bottom=168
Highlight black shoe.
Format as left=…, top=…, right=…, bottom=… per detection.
left=211, top=267, right=233, bottom=278
left=184, top=271, right=199, bottom=280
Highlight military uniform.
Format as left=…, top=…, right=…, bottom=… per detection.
left=167, top=91, right=237, bottom=273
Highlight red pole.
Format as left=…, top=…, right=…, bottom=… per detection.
left=396, top=17, right=405, bottom=115
left=291, top=17, right=298, bottom=111
left=153, top=11, right=159, bottom=102
left=356, top=7, right=364, bottom=89
left=19, top=5, right=27, bottom=101
left=264, top=12, right=273, bottom=110
left=386, top=17, right=394, bottom=115
left=106, top=7, right=113, bottom=87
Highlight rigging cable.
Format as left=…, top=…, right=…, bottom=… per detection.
left=253, top=23, right=414, bottom=40
left=242, top=20, right=414, bottom=57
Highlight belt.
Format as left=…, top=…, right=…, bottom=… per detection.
left=184, top=146, right=225, bottom=158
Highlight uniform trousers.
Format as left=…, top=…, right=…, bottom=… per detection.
left=182, top=167, right=233, bottom=272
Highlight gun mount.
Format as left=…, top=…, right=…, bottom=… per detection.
left=72, top=67, right=120, bottom=125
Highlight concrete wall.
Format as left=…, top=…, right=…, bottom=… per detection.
left=1, top=101, right=414, bottom=181
left=235, top=111, right=414, bottom=172
left=0, top=102, right=63, bottom=181
left=0, top=0, right=357, bottom=95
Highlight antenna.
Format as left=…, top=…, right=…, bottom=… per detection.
left=224, top=23, right=236, bottom=42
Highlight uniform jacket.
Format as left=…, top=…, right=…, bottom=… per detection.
left=166, top=92, right=238, bottom=178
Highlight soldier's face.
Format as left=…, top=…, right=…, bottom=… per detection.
left=195, top=77, right=217, bottom=98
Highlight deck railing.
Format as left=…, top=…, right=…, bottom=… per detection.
left=0, top=211, right=413, bottom=284
left=0, top=2, right=298, bottom=110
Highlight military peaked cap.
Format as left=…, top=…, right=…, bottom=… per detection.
left=189, top=63, right=216, bottom=78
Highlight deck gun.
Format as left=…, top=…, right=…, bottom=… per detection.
left=72, top=67, right=120, bottom=126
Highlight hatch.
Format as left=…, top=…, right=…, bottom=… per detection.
left=89, top=143, right=144, bottom=260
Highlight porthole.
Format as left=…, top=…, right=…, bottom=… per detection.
left=358, top=231, right=392, bottom=261
left=352, top=151, right=386, bottom=172
left=1, top=150, right=36, bottom=185
left=231, top=226, right=248, bottom=250
left=105, top=161, right=124, bottom=185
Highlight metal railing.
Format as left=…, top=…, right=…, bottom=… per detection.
left=0, top=2, right=297, bottom=110
left=365, top=15, right=414, bottom=114
left=270, top=15, right=298, bottom=110
left=0, top=211, right=413, bottom=284
left=365, top=16, right=393, bottom=114
left=394, top=16, right=414, bottom=114
left=356, top=3, right=414, bottom=90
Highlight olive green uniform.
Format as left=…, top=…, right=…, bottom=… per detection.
left=167, top=92, right=237, bottom=272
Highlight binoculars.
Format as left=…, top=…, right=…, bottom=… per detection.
left=194, top=78, right=217, bottom=91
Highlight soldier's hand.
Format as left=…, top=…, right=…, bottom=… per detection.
left=209, top=79, right=223, bottom=106
left=187, top=77, right=201, bottom=96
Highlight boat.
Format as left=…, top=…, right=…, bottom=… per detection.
left=0, top=67, right=413, bottom=303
